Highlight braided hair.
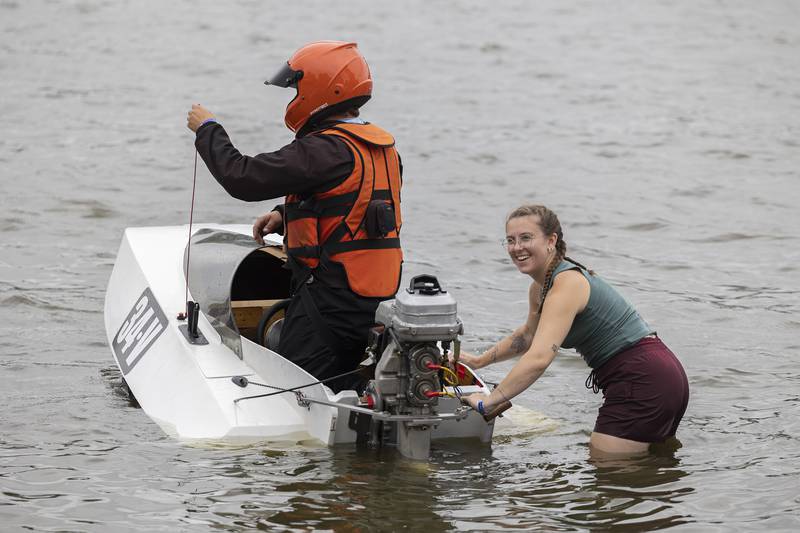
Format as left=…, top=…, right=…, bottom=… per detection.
left=505, top=205, right=594, bottom=313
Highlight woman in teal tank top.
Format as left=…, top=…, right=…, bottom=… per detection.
left=458, top=205, right=689, bottom=455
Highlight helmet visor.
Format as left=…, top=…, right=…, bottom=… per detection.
left=264, top=62, right=303, bottom=88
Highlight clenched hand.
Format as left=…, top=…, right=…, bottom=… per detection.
left=186, top=104, right=215, bottom=132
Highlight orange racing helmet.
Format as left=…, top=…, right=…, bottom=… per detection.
left=265, top=41, right=373, bottom=134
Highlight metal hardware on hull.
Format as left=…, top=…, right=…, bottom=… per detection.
left=286, top=392, right=471, bottom=422
left=187, top=301, right=200, bottom=337
left=179, top=301, right=208, bottom=345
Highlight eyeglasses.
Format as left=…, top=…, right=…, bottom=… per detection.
left=501, top=233, right=536, bottom=249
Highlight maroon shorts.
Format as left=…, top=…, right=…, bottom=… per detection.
left=592, top=336, right=689, bottom=443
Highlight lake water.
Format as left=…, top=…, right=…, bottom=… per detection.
left=2, top=0, right=799, bottom=530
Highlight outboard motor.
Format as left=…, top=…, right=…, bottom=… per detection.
left=362, top=275, right=463, bottom=459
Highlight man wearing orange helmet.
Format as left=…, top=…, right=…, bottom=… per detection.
left=187, top=42, right=403, bottom=392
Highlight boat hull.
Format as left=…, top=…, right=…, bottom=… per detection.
left=104, top=225, right=496, bottom=450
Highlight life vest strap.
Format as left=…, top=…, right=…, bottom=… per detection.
left=285, top=190, right=393, bottom=222
left=325, top=237, right=401, bottom=255
left=287, top=244, right=321, bottom=258
left=288, top=237, right=400, bottom=260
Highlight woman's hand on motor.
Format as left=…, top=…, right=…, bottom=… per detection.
left=460, top=393, right=491, bottom=414
left=451, top=350, right=484, bottom=370
left=187, top=104, right=215, bottom=132
left=252, top=211, right=283, bottom=244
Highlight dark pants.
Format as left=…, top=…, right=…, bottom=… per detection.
left=594, top=337, right=690, bottom=443
left=277, top=281, right=381, bottom=393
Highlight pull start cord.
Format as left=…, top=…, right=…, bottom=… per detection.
left=178, top=149, right=199, bottom=321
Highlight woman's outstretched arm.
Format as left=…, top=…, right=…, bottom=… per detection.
left=462, top=270, right=589, bottom=412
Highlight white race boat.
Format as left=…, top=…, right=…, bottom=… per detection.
left=104, top=224, right=501, bottom=459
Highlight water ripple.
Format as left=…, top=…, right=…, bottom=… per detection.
left=2, top=0, right=800, bottom=531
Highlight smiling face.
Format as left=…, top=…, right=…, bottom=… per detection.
left=505, top=215, right=558, bottom=279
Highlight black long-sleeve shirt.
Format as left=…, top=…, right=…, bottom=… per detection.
left=194, top=121, right=355, bottom=201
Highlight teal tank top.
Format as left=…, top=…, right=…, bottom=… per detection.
left=551, top=260, right=654, bottom=369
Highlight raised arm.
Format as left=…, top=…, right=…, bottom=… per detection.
left=186, top=104, right=354, bottom=202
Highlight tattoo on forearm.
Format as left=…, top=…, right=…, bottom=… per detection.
left=510, top=334, right=527, bottom=354
left=551, top=344, right=559, bottom=354
left=489, top=347, right=498, bottom=364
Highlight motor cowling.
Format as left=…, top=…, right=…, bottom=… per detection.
left=363, top=275, right=463, bottom=459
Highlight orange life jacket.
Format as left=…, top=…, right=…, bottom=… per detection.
left=284, top=122, right=403, bottom=298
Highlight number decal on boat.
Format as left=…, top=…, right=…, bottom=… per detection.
left=113, top=288, right=168, bottom=375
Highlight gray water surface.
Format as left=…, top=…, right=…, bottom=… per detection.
left=2, top=0, right=800, bottom=531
